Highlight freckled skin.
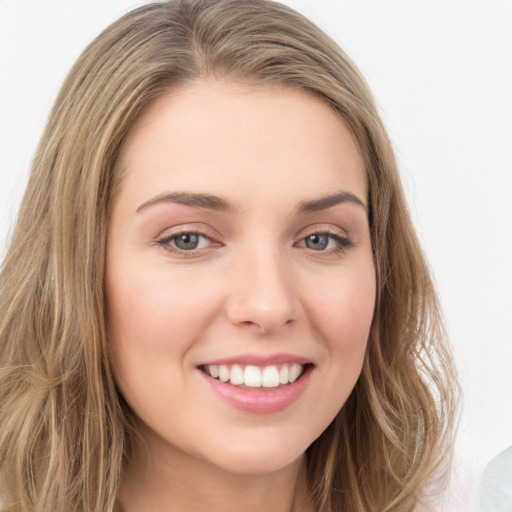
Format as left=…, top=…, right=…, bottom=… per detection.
left=106, top=80, right=376, bottom=511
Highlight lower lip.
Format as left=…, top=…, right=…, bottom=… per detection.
left=200, top=367, right=312, bottom=414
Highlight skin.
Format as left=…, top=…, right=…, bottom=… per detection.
left=106, top=80, right=376, bottom=512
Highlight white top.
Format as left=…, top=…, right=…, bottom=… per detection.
left=476, top=446, right=512, bottom=512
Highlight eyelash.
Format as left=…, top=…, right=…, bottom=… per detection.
left=156, top=230, right=215, bottom=257
left=296, top=230, right=354, bottom=255
left=156, top=228, right=354, bottom=256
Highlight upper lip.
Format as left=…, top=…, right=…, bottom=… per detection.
left=197, top=353, right=313, bottom=367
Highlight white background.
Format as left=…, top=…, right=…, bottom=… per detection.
left=1, top=1, right=511, bottom=510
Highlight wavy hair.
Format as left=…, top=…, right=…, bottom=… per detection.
left=0, top=1, right=459, bottom=510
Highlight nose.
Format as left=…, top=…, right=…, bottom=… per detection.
left=225, top=245, right=300, bottom=334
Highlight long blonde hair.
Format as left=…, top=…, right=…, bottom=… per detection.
left=0, top=1, right=458, bottom=510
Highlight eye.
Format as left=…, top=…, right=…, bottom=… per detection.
left=157, top=231, right=214, bottom=254
left=296, top=230, right=353, bottom=254
left=304, top=234, right=331, bottom=250
left=173, top=233, right=204, bottom=251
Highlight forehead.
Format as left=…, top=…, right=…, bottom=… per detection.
left=115, top=80, right=367, bottom=210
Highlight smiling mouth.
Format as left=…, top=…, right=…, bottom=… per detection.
left=199, top=363, right=308, bottom=389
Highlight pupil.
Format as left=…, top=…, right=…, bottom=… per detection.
left=175, top=233, right=199, bottom=250
left=306, top=234, right=328, bottom=250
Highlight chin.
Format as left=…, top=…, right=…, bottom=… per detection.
left=195, top=427, right=318, bottom=476
left=209, top=447, right=305, bottom=476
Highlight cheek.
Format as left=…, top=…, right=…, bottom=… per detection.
left=105, top=261, right=224, bottom=419
left=313, top=268, right=375, bottom=343
left=106, top=261, right=222, bottom=354
left=295, top=264, right=375, bottom=438
left=304, top=263, right=376, bottom=385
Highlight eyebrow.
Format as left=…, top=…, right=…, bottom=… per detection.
left=136, top=190, right=367, bottom=215
left=295, top=191, right=367, bottom=214
left=136, top=192, right=240, bottom=213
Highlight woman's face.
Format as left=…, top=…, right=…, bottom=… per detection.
left=106, top=80, right=376, bottom=476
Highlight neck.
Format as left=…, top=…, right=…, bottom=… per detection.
left=118, top=428, right=313, bottom=512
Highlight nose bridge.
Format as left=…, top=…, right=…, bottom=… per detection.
left=226, top=236, right=299, bottom=333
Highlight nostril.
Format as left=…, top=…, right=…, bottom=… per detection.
left=224, top=259, right=301, bottom=333
left=226, top=296, right=299, bottom=334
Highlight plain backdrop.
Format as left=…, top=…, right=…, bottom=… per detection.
left=1, top=1, right=511, bottom=510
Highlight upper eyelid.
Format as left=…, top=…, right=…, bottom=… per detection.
left=155, top=223, right=219, bottom=240
left=155, top=223, right=350, bottom=240
left=296, top=223, right=350, bottom=238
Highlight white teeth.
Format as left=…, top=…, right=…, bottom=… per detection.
left=219, top=364, right=229, bottom=382
left=262, top=366, right=280, bottom=388
left=229, top=364, right=244, bottom=385
left=205, top=362, right=306, bottom=387
left=289, top=363, right=302, bottom=383
left=279, top=365, right=289, bottom=384
left=209, top=364, right=219, bottom=378
left=244, top=365, right=262, bottom=387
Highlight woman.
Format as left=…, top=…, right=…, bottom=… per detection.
left=0, top=1, right=459, bottom=511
